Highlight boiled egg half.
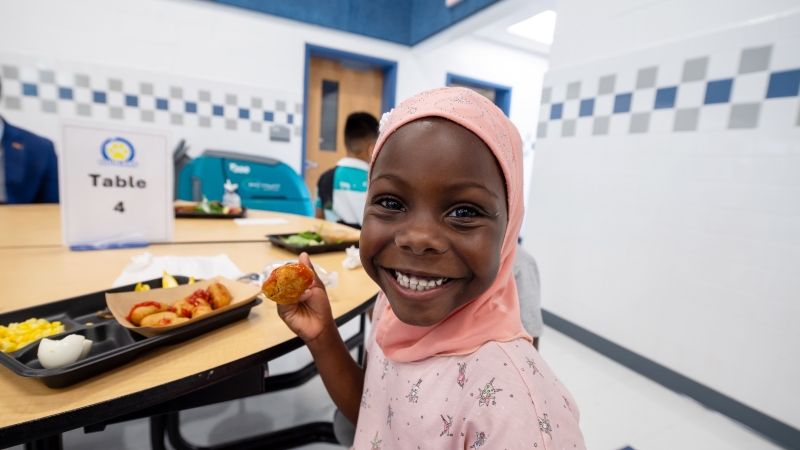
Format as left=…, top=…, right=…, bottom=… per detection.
left=37, top=334, right=93, bottom=369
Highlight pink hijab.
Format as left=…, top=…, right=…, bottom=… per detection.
left=369, top=87, right=532, bottom=362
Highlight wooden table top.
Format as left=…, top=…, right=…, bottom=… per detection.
left=0, top=242, right=378, bottom=431
left=0, top=204, right=359, bottom=248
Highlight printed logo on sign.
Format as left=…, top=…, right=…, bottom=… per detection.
left=229, top=162, right=251, bottom=174
left=245, top=180, right=280, bottom=192
left=99, top=137, right=138, bottom=168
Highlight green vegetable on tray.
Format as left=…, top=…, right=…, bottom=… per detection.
left=280, top=224, right=344, bottom=247
left=194, top=196, right=227, bottom=214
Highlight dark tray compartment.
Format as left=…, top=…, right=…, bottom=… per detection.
left=267, top=233, right=359, bottom=255
left=0, top=277, right=261, bottom=388
left=175, top=206, right=247, bottom=219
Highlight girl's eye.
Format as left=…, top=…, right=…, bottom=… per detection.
left=378, top=198, right=403, bottom=210
left=449, top=207, right=479, bottom=218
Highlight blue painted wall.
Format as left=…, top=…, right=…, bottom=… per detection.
left=209, top=0, right=501, bottom=45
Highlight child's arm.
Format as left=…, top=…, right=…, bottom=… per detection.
left=276, top=252, right=365, bottom=424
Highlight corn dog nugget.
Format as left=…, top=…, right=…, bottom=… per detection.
left=208, top=283, right=232, bottom=309
left=262, top=263, right=315, bottom=305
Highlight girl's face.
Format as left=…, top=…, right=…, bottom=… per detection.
left=360, top=118, right=508, bottom=327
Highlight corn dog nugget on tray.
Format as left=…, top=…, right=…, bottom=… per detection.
left=261, top=263, right=315, bottom=305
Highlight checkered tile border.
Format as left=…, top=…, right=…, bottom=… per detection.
left=0, top=64, right=304, bottom=142
left=538, top=44, right=800, bottom=138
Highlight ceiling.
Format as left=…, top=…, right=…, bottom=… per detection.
left=208, top=0, right=505, bottom=46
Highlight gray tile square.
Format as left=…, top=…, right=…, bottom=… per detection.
left=636, top=67, right=658, bottom=89
left=561, top=119, right=576, bottom=137
left=2, top=65, right=19, bottom=80
left=41, top=99, right=57, bottom=113
left=39, top=70, right=55, bottom=84
left=251, top=97, right=262, bottom=109
left=170, top=87, right=183, bottom=99
left=630, top=112, right=650, bottom=133
left=141, top=110, right=154, bottom=122
left=275, top=100, right=286, bottom=112
left=682, top=57, right=708, bottom=83
left=251, top=121, right=262, bottom=132
left=566, top=82, right=581, bottom=100
left=797, top=103, right=800, bottom=126
left=171, top=113, right=183, bottom=125
left=110, top=106, right=124, bottom=119
left=598, top=75, right=615, bottom=95
left=76, top=103, right=92, bottom=116
left=728, top=103, right=760, bottom=129
left=536, top=122, right=547, bottom=138
left=295, top=103, right=304, bottom=114
left=108, top=79, right=123, bottom=92
left=295, top=125, right=303, bottom=136
left=674, top=108, right=699, bottom=131
left=225, top=94, right=237, bottom=106
left=75, top=74, right=90, bottom=88
left=270, top=124, right=290, bottom=142
left=199, top=90, right=211, bottom=102
left=225, top=118, right=237, bottom=130
left=140, top=83, right=154, bottom=96
left=738, top=46, right=772, bottom=74
left=199, top=116, right=211, bottom=128
left=592, top=116, right=610, bottom=135
left=4, top=96, right=21, bottom=110
left=541, top=87, right=552, bottom=104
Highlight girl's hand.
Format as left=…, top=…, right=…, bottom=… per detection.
left=276, top=252, right=335, bottom=343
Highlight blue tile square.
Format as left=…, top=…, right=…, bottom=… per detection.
left=125, top=94, right=138, bottom=107
left=766, top=69, right=800, bottom=98
left=579, top=98, right=594, bottom=117
left=287, top=114, right=294, bottom=124
left=654, top=86, right=677, bottom=109
left=93, top=91, right=106, bottom=104
left=156, top=98, right=168, bottom=110
left=550, top=103, right=563, bottom=120
left=238, top=108, right=249, bottom=119
left=704, top=79, right=733, bottom=104
left=263, top=111, right=274, bottom=122
left=613, top=93, right=632, bottom=113
left=185, top=102, right=197, bottom=113
left=58, top=87, right=73, bottom=100
left=213, top=105, right=224, bottom=116
left=22, top=83, right=38, bottom=96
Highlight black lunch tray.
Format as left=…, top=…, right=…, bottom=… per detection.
left=175, top=206, right=247, bottom=219
left=267, top=233, right=359, bottom=255
left=0, top=276, right=262, bottom=388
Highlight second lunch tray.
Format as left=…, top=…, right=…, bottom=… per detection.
left=267, top=233, right=359, bottom=255
left=0, top=277, right=262, bottom=388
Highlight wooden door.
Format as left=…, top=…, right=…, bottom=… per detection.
left=305, top=58, right=383, bottom=197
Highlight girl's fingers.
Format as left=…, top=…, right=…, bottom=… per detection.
left=299, top=252, right=326, bottom=290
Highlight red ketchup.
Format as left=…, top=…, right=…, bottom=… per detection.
left=126, top=301, right=163, bottom=322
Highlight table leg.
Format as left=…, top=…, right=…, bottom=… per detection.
left=150, top=415, right=168, bottom=450
left=357, top=311, right=366, bottom=366
left=23, top=435, right=62, bottom=450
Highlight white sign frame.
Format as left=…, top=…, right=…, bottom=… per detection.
left=59, top=120, right=173, bottom=247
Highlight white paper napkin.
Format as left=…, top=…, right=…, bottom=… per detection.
left=112, top=252, right=246, bottom=287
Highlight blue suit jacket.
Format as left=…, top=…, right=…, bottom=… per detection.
left=2, top=120, right=59, bottom=204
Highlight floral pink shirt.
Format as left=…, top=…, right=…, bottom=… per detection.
left=352, top=298, right=586, bottom=450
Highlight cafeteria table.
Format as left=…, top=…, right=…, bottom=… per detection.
left=0, top=209, right=377, bottom=449
left=0, top=204, right=359, bottom=248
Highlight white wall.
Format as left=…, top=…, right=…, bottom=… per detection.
left=0, top=0, right=548, bottom=173
left=526, top=0, right=800, bottom=428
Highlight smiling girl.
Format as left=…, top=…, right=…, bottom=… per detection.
left=278, top=87, right=585, bottom=449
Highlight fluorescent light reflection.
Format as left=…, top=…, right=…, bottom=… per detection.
left=507, top=10, right=557, bottom=45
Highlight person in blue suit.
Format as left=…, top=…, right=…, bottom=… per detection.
left=0, top=76, right=59, bottom=204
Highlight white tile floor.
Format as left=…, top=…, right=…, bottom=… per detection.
left=10, top=324, right=784, bottom=450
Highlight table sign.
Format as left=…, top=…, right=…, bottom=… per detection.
left=60, top=121, right=173, bottom=248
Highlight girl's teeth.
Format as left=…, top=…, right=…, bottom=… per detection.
left=393, top=270, right=448, bottom=292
